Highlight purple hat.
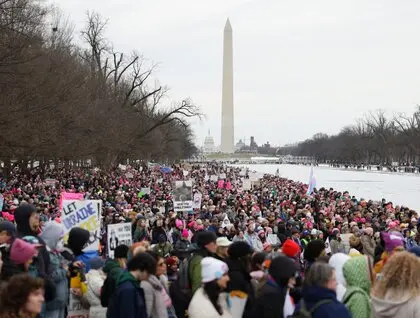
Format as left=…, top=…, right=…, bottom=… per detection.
left=381, top=231, right=404, bottom=252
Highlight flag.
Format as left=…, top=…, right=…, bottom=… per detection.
left=306, top=167, right=316, bottom=195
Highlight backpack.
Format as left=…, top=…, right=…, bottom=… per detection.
left=290, top=299, right=333, bottom=318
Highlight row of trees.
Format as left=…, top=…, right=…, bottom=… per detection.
left=279, top=108, right=420, bottom=165
left=0, top=0, right=200, bottom=173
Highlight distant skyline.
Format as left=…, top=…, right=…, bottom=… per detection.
left=52, top=0, right=420, bottom=146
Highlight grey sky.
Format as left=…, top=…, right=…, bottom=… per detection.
left=53, top=0, right=420, bottom=147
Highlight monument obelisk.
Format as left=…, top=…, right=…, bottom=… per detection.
left=221, top=18, right=234, bottom=153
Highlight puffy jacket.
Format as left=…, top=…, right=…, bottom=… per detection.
left=85, top=269, right=107, bottom=318
left=140, top=275, right=168, bottom=318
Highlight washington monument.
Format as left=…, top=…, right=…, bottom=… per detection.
left=221, top=18, right=234, bottom=153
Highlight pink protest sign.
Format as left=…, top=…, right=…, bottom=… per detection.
left=218, top=180, right=225, bottom=189
left=59, top=192, right=84, bottom=212
left=225, top=181, right=232, bottom=190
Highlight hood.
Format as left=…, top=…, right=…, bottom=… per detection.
left=371, top=293, right=413, bottom=317
left=67, top=227, right=90, bottom=256
left=14, top=204, right=38, bottom=236
left=116, top=270, right=137, bottom=287
left=343, top=255, right=372, bottom=293
left=328, top=253, right=350, bottom=287
left=40, top=221, right=65, bottom=250
left=103, top=259, right=120, bottom=274
left=146, top=275, right=162, bottom=291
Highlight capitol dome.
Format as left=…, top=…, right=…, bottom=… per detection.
left=203, top=130, right=216, bottom=153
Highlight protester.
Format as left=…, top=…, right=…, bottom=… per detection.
left=298, top=262, right=351, bottom=318
left=189, top=231, right=217, bottom=293
left=107, top=253, right=156, bottom=318
left=342, top=255, right=373, bottom=318
left=328, top=253, right=350, bottom=302
left=188, top=257, right=231, bottom=318
left=252, top=255, right=299, bottom=318
left=371, top=251, right=420, bottom=317
left=215, top=237, right=231, bottom=261
left=0, top=274, right=45, bottom=318
left=85, top=257, right=107, bottom=318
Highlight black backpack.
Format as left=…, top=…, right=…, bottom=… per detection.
left=290, top=299, right=332, bottom=318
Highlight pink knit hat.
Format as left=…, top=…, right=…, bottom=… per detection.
left=182, top=229, right=189, bottom=238
left=10, top=238, right=37, bottom=265
left=175, top=219, right=183, bottom=229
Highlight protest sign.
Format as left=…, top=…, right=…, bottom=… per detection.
left=173, top=180, right=193, bottom=212
left=192, top=192, right=202, bottom=209
left=107, top=223, right=133, bottom=258
left=59, top=192, right=84, bottom=212
left=125, top=172, right=134, bottom=179
left=242, top=179, right=251, bottom=190
left=67, top=294, right=88, bottom=318
left=218, top=180, right=225, bottom=189
left=222, top=215, right=231, bottom=228
left=61, top=199, right=101, bottom=251
left=45, top=178, right=57, bottom=187
left=0, top=194, right=4, bottom=212
left=210, top=175, right=218, bottom=182
left=249, top=173, right=259, bottom=182
left=141, top=187, right=151, bottom=195
left=219, top=173, right=226, bottom=179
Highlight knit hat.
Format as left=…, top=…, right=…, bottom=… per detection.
left=175, top=219, right=183, bottom=229
left=166, top=256, right=178, bottom=267
left=89, top=257, right=105, bottom=270
left=197, top=231, right=217, bottom=248
left=364, top=227, right=374, bottom=236
left=0, top=221, right=16, bottom=237
left=303, top=239, right=326, bottom=262
left=10, top=238, right=37, bottom=265
left=382, top=231, right=404, bottom=252
left=228, top=241, right=253, bottom=259
left=114, top=244, right=129, bottom=259
left=269, top=255, right=299, bottom=286
left=201, top=257, right=228, bottom=283
left=181, top=229, right=189, bottom=238
left=282, top=239, right=300, bottom=258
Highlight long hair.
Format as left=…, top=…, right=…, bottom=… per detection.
left=203, top=280, right=223, bottom=315
left=0, top=274, right=44, bottom=317
left=372, top=251, right=420, bottom=299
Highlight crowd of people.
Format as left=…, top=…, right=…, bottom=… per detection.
left=0, top=162, right=419, bottom=318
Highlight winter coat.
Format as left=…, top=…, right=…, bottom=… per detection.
left=140, top=275, right=168, bottom=318
left=45, top=250, right=69, bottom=312
left=251, top=278, right=287, bottom=318
left=151, top=227, right=168, bottom=244
left=85, top=269, right=107, bottom=318
left=225, top=258, right=255, bottom=318
left=189, top=249, right=212, bottom=294
left=342, top=255, right=372, bottom=318
left=372, top=293, right=420, bottom=318
left=153, top=242, right=173, bottom=258
left=101, top=259, right=124, bottom=307
left=107, top=271, right=148, bottom=318
left=188, top=287, right=232, bottom=318
left=299, top=286, right=351, bottom=318
left=360, top=234, right=376, bottom=259
left=329, top=238, right=345, bottom=255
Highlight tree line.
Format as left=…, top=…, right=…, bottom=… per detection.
left=0, top=0, right=200, bottom=174
left=278, top=108, right=420, bottom=166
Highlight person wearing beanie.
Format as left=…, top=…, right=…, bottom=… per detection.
left=10, top=238, right=37, bottom=270
left=174, top=228, right=191, bottom=260
left=360, top=227, right=376, bottom=259
left=188, top=257, right=231, bottom=318
left=0, top=221, right=18, bottom=281
left=101, top=245, right=129, bottom=308
left=152, top=233, right=173, bottom=258
left=86, top=257, right=107, bottom=318
left=251, top=255, right=299, bottom=318
left=303, top=239, right=326, bottom=272
left=282, top=239, right=300, bottom=259
left=189, top=231, right=217, bottom=294
left=150, top=218, right=168, bottom=245
left=225, top=241, right=255, bottom=318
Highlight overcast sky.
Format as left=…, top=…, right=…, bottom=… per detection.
left=52, top=0, right=420, bottom=147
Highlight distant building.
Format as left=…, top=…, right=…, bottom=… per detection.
left=203, top=130, right=216, bottom=154
left=235, top=139, right=246, bottom=152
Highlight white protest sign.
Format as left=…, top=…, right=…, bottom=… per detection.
left=61, top=200, right=102, bottom=251
left=173, top=180, right=193, bottom=212
left=222, top=215, right=231, bottom=228
left=219, top=173, right=226, bottom=179
left=107, top=223, right=133, bottom=258
left=67, top=294, right=89, bottom=318
left=45, top=178, right=57, bottom=187
left=125, top=172, right=134, bottom=179
left=242, top=179, right=252, bottom=190
left=249, top=173, right=259, bottom=182
left=141, top=187, right=151, bottom=195
left=192, top=192, right=202, bottom=209
left=210, top=175, right=218, bottom=182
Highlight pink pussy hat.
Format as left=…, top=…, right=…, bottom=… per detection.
left=10, top=238, right=37, bottom=265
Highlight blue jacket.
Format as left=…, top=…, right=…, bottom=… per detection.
left=299, top=286, right=351, bottom=318
left=107, top=271, right=148, bottom=318
left=76, top=250, right=99, bottom=273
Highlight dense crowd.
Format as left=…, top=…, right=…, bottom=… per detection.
left=0, top=162, right=419, bottom=318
